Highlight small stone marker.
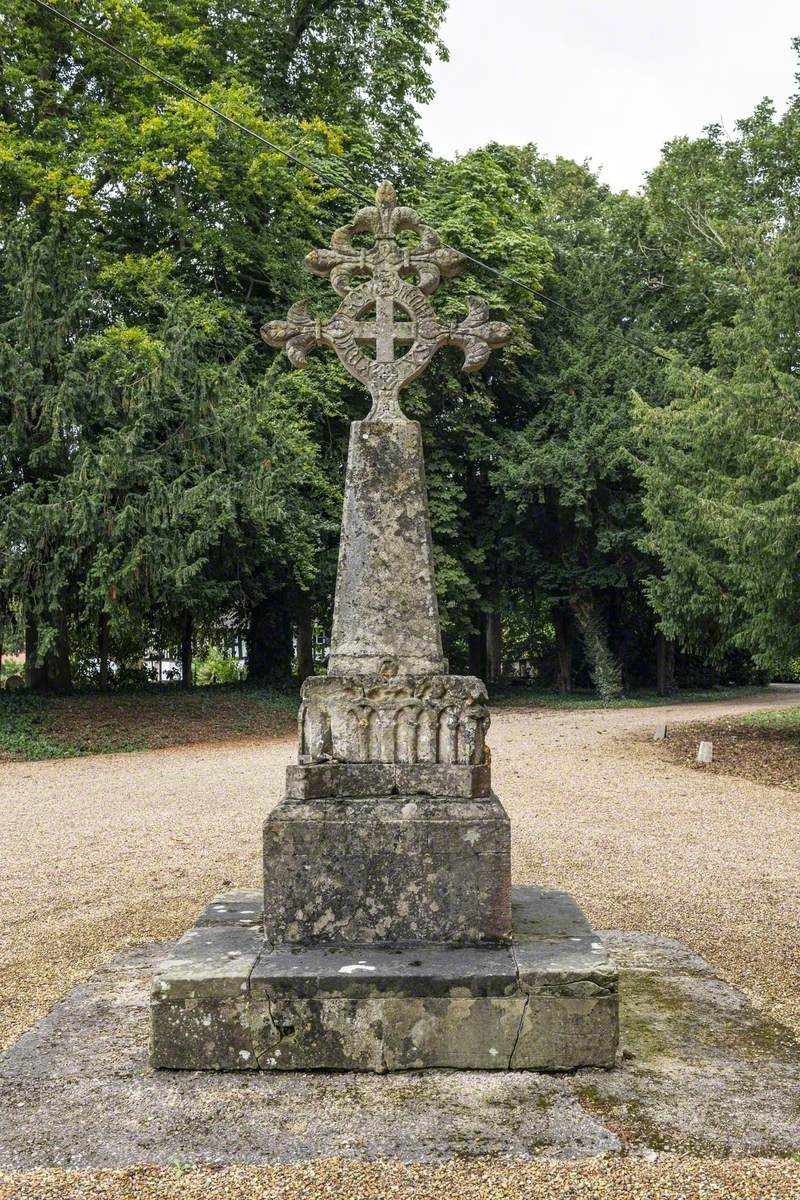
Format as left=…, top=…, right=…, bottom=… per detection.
left=653, top=722, right=667, bottom=741
left=4, top=674, right=24, bottom=691
left=697, top=740, right=714, bottom=765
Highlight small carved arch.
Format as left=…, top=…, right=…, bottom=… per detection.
left=458, top=706, right=489, bottom=765
left=416, top=706, right=439, bottom=764
left=354, top=704, right=376, bottom=762
left=297, top=702, right=308, bottom=761
left=395, top=704, right=422, bottom=765
left=307, top=708, right=332, bottom=762
left=438, top=706, right=461, bottom=765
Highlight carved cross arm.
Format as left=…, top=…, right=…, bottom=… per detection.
left=260, top=301, right=321, bottom=369
left=409, top=296, right=513, bottom=381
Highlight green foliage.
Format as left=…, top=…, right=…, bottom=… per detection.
left=408, top=145, right=551, bottom=653
left=636, top=64, right=800, bottom=669
left=742, top=706, right=800, bottom=745
left=490, top=159, right=665, bottom=689
left=0, top=0, right=446, bottom=688
left=2, top=0, right=799, bottom=701
left=195, top=648, right=244, bottom=685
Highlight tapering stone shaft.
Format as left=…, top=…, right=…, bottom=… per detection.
left=328, top=418, right=447, bottom=676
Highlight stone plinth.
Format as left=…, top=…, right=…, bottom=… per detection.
left=263, top=794, right=512, bottom=946
left=150, top=887, right=619, bottom=1072
left=286, top=761, right=492, bottom=800
left=328, top=420, right=447, bottom=676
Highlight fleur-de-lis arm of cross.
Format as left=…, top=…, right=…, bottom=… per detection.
left=411, top=296, right=513, bottom=381
left=304, top=181, right=467, bottom=297
left=261, top=301, right=320, bottom=370
left=262, top=300, right=373, bottom=387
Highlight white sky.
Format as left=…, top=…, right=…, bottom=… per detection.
left=419, top=0, right=799, bottom=192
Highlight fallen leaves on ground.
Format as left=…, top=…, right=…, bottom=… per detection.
left=650, top=716, right=800, bottom=791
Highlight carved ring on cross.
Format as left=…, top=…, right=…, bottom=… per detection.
left=261, top=181, right=513, bottom=421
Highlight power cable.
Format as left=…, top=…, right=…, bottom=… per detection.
left=29, top=0, right=670, bottom=362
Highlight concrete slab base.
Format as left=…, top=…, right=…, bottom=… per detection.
left=2, top=932, right=799, bottom=1167
left=150, top=887, right=619, bottom=1071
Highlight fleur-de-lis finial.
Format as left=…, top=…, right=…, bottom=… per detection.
left=262, top=182, right=512, bottom=420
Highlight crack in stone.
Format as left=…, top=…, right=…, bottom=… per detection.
left=508, top=993, right=529, bottom=1069
left=508, top=938, right=526, bottom=1069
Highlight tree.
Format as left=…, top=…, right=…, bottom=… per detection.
left=408, top=145, right=551, bottom=673
left=637, top=224, right=800, bottom=670
left=0, top=0, right=449, bottom=686
left=637, top=49, right=800, bottom=671
left=492, top=158, right=668, bottom=696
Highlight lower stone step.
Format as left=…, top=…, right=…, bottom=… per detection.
left=150, top=887, right=619, bottom=1072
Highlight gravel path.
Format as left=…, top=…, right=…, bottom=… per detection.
left=2, top=686, right=799, bottom=1197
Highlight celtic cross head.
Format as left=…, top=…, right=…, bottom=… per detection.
left=261, top=181, right=512, bottom=420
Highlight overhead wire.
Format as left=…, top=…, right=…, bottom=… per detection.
left=29, top=0, right=670, bottom=363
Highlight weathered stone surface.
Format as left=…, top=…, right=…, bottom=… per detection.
left=298, top=673, right=490, bottom=765
left=511, top=887, right=619, bottom=995
left=285, top=761, right=491, bottom=800
left=511, top=885, right=594, bottom=939
left=394, top=761, right=492, bottom=797
left=511, top=994, right=619, bottom=1071
left=327, top=421, right=446, bottom=676
left=250, top=942, right=519, bottom=1000
left=194, top=890, right=264, bottom=928
left=150, top=925, right=262, bottom=1070
left=253, top=998, right=386, bottom=1072
left=262, top=795, right=512, bottom=946
left=252, top=995, right=527, bottom=1072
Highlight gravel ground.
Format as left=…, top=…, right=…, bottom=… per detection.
left=1, top=1159, right=800, bottom=1200
left=2, top=685, right=799, bottom=1198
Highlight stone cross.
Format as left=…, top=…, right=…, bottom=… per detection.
left=149, top=184, right=619, bottom=1079
left=262, top=181, right=513, bottom=419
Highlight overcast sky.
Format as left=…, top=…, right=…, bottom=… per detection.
left=419, top=0, right=799, bottom=192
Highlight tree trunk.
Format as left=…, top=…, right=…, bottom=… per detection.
left=569, top=589, right=623, bottom=701
left=25, top=621, right=46, bottom=691
left=50, top=611, right=71, bottom=692
left=180, top=612, right=193, bottom=688
left=656, top=633, right=676, bottom=696
left=295, top=598, right=315, bottom=685
left=248, top=594, right=293, bottom=684
left=485, top=607, right=503, bottom=684
left=24, top=614, right=71, bottom=692
left=552, top=601, right=574, bottom=693
left=468, top=613, right=488, bottom=680
left=98, top=611, right=110, bottom=692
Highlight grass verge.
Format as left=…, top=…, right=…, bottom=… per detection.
left=0, top=681, right=781, bottom=764
left=0, top=684, right=298, bottom=762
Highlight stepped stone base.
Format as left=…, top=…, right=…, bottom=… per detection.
left=150, top=887, right=619, bottom=1072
